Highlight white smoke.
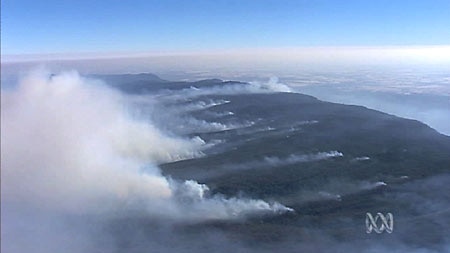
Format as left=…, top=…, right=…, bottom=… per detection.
left=221, top=151, right=344, bottom=171
left=121, top=76, right=291, bottom=137
left=177, top=99, right=231, bottom=112
left=250, top=77, right=292, bottom=93
left=130, top=95, right=252, bottom=135
left=0, top=69, right=292, bottom=219
left=157, top=76, right=292, bottom=100
left=171, top=180, right=293, bottom=220
left=193, top=151, right=344, bottom=180
left=360, top=181, right=387, bottom=190
left=205, top=110, right=235, bottom=118
left=263, top=151, right=344, bottom=166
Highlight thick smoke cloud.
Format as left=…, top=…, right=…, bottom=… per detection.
left=2, top=70, right=178, bottom=213
left=1, top=70, right=292, bottom=252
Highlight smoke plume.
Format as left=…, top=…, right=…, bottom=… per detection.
left=1, top=70, right=292, bottom=229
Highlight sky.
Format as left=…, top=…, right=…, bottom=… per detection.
left=2, top=0, right=450, bottom=55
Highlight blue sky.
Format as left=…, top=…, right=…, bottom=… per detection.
left=2, top=0, right=450, bottom=55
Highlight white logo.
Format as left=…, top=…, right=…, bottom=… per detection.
left=366, top=212, right=394, bottom=234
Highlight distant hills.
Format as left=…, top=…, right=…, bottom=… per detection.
left=92, top=73, right=245, bottom=94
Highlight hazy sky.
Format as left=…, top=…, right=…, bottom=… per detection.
left=2, top=0, right=450, bottom=55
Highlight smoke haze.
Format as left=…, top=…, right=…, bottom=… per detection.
left=1, top=69, right=294, bottom=252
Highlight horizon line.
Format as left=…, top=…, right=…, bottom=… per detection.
left=3, top=45, right=450, bottom=63
left=1, top=44, right=450, bottom=65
